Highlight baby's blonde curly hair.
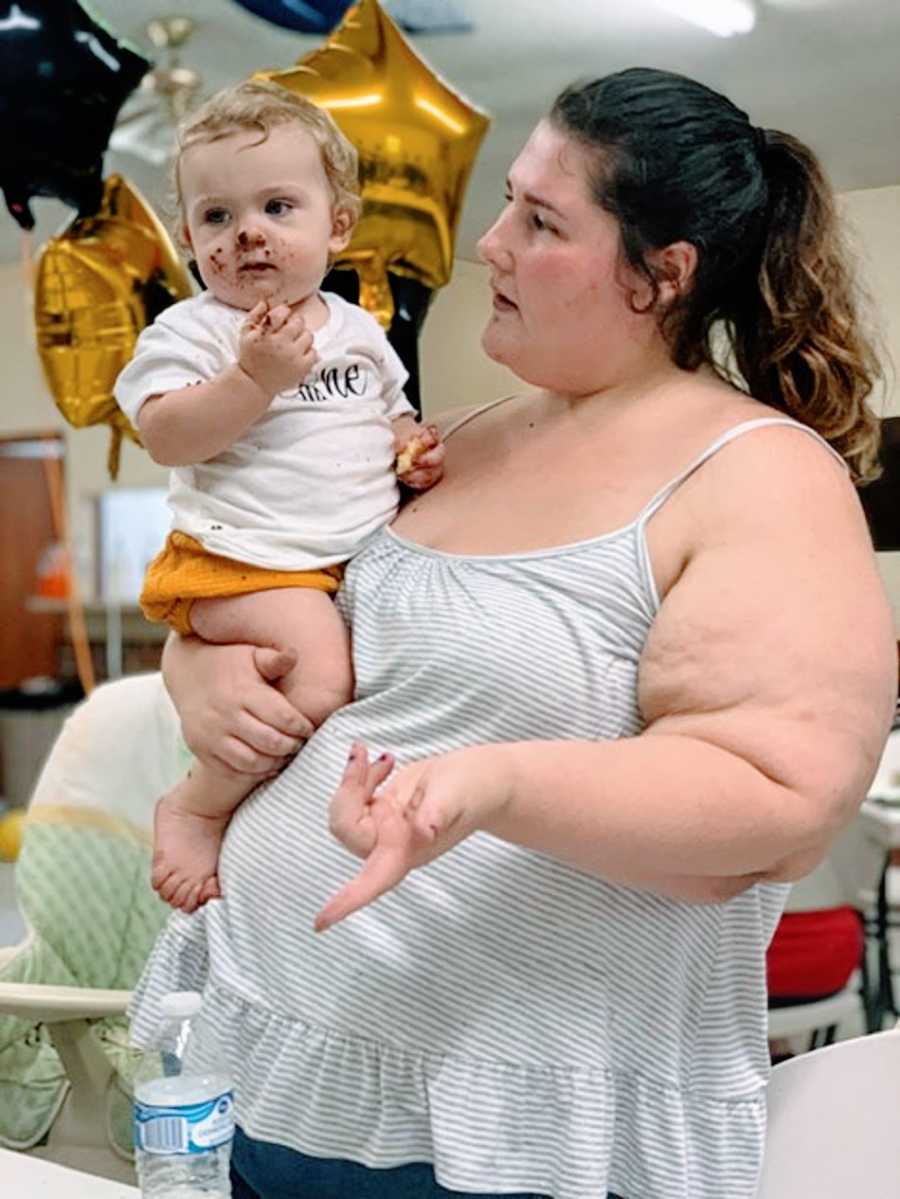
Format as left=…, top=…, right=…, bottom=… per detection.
left=173, top=79, right=362, bottom=229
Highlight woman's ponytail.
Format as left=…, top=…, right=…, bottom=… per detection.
left=730, top=132, right=882, bottom=483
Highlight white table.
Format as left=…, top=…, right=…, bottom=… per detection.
left=0, top=1148, right=138, bottom=1196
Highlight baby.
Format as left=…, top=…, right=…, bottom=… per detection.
left=115, top=80, right=443, bottom=913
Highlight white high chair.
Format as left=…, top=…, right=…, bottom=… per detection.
left=756, top=1020, right=900, bottom=1198
left=0, top=673, right=183, bottom=1183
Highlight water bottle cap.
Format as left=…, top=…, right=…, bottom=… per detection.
left=160, top=990, right=203, bottom=1019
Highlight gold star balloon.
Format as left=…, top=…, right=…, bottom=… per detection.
left=258, top=0, right=490, bottom=326
left=34, top=175, right=193, bottom=478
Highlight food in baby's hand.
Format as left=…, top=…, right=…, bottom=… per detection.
left=396, top=435, right=428, bottom=475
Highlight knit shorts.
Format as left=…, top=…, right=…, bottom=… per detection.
left=140, top=531, right=343, bottom=636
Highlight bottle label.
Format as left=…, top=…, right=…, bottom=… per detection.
left=134, top=1091, right=235, bottom=1155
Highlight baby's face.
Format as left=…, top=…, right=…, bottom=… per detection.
left=179, top=124, right=351, bottom=310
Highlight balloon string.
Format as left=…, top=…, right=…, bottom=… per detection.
left=358, top=273, right=394, bottom=329
left=20, top=233, right=35, bottom=355
left=41, top=452, right=96, bottom=696
left=19, top=232, right=34, bottom=291
left=107, top=426, right=122, bottom=481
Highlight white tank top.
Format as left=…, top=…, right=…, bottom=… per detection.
left=130, top=414, right=846, bottom=1199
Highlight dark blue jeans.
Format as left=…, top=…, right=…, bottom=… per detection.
left=231, top=1127, right=623, bottom=1198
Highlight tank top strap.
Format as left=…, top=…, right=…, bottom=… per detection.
left=441, top=394, right=520, bottom=440
left=638, top=416, right=848, bottom=525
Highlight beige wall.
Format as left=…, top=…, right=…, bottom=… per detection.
left=840, top=185, right=900, bottom=418
left=418, top=257, right=518, bottom=419
left=840, top=186, right=900, bottom=626
left=2, top=186, right=899, bottom=619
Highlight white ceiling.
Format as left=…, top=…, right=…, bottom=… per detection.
left=7, top=0, right=900, bottom=266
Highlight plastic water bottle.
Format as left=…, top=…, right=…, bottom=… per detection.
left=133, top=990, right=234, bottom=1198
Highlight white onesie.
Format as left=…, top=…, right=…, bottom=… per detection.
left=115, top=290, right=414, bottom=571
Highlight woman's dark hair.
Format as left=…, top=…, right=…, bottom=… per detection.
left=550, top=68, right=882, bottom=483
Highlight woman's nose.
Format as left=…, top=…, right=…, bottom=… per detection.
left=477, top=216, right=512, bottom=272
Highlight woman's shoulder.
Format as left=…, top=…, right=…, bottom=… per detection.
left=669, top=403, right=861, bottom=560
left=708, top=408, right=849, bottom=484
left=645, top=381, right=861, bottom=593
left=672, top=378, right=849, bottom=481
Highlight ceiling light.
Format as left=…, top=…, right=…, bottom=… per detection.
left=656, top=0, right=757, bottom=37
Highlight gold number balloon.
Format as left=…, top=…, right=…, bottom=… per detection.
left=34, top=175, right=193, bottom=478
left=258, top=0, right=490, bottom=326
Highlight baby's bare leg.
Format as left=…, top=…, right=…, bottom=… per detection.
left=153, top=588, right=353, bottom=913
left=152, top=763, right=253, bottom=912
left=190, top=587, right=354, bottom=725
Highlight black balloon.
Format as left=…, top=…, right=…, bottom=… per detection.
left=324, top=267, right=433, bottom=417
left=0, top=1, right=149, bottom=230
left=229, top=0, right=354, bottom=35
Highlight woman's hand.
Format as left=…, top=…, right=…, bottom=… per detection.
left=315, top=742, right=513, bottom=932
left=161, top=634, right=313, bottom=777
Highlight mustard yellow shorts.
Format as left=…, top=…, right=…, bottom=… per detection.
left=140, top=531, right=343, bottom=636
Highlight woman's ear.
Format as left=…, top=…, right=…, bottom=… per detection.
left=648, top=240, right=698, bottom=307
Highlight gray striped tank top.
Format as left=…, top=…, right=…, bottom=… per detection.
left=131, top=414, right=844, bottom=1199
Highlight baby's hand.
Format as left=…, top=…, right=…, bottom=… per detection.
left=396, top=424, right=445, bottom=491
left=238, top=301, right=317, bottom=398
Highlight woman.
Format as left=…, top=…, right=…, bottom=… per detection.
left=130, top=68, right=896, bottom=1199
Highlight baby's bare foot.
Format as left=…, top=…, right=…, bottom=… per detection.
left=152, top=778, right=231, bottom=913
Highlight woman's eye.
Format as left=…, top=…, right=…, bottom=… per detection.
left=265, top=199, right=291, bottom=216
left=531, top=212, right=556, bottom=234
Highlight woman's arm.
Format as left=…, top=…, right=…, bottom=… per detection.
left=317, top=430, right=896, bottom=928
left=162, top=633, right=312, bottom=777
left=488, top=431, right=895, bottom=885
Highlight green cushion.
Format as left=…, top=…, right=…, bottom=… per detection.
left=0, top=815, right=169, bottom=1151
